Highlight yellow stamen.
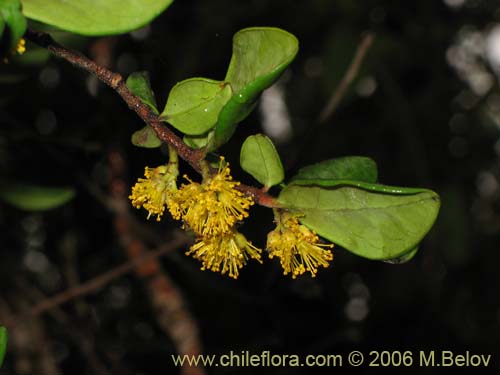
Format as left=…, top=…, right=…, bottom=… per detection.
left=168, top=158, right=253, bottom=236
left=129, top=165, right=175, bottom=221
left=267, top=213, right=333, bottom=278
left=187, top=231, right=262, bottom=279
left=15, top=38, right=26, bottom=55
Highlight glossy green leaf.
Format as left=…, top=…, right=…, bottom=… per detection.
left=213, top=27, right=299, bottom=148
left=161, top=78, right=232, bottom=136
left=240, top=134, right=284, bottom=187
left=0, top=326, right=6, bottom=368
left=278, top=184, right=440, bottom=260
left=291, top=156, right=378, bottom=183
left=22, top=0, right=173, bottom=36
left=0, top=0, right=27, bottom=52
left=131, top=125, right=162, bottom=148
left=0, top=183, right=75, bottom=211
left=126, top=71, right=158, bottom=114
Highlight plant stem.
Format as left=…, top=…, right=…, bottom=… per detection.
left=24, top=28, right=279, bottom=208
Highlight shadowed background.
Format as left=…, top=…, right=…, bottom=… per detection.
left=1, top=0, right=499, bottom=374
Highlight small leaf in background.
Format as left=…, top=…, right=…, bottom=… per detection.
left=161, top=78, right=232, bottom=136
left=240, top=134, right=284, bottom=188
left=0, top=326, right=7, bottom=368
left=290, top=156, right=378, bottom=183
left=21, top=0, right=173, bottom=36
left=0, top=183, right=75, bottom=211
left=213, top=27, right=299, bottom=148
left=0, top=0, right=27, bottom=55
left=131, top=125, right=162, bottom=148
left=278, top=184, right=440, bottom=260
left=126, top=71, right=159, bottom=114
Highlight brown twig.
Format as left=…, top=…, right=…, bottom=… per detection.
left=15, top=279, right=112, bottom=375
left=25, top=29, right=203, bottom=167
left=318, top=32, right=375, bottom=123
left=1, top=296, right=62, bottom=375
left=24, top=28, right=278, bottom=208
left=10, top=235, right=188, bottom=324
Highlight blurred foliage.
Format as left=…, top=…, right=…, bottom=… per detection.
left=1, top=0, right=500, bottom=374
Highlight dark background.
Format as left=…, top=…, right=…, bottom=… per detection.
left=1, top=0, right=499, bottom=374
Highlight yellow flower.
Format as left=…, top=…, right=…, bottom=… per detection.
left=16, top=38, right=26, bottom=55
left=129, top=165, right=176, bottom=221
left=168, top=158, right=254, bottom=236
left=206, top=158, right=254, bottom=222
left=267, top=213, right=333, bottom=278
left=187, top=231, right=262, bottom=279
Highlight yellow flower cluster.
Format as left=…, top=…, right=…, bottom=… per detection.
left=171, top=158, right=262, bottom=279
left=129, top=157, right=261, bottom=279
left=169, top=160, right=253, bottom=236
left=267, top=212, right=334, bottom=278
left=187, top=231, right=262, bottom=279
left=129, top=165, right=176, bottom=221
left=3, top=38, right=26, bottom=64
left=129, top=159, right=334, bottom=280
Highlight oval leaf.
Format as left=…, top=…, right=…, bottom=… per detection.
left=291, top=156, right=378, bottom=183
left=0, top=183, right=75, bottom=211
left=131, top=125, right=161, bottom=148
left=0, top=326, right=6, bottom=368
left=126, top=71, right=158, bottom=113
left=278, top=184, right=440, bottom=260
left=161, top=78, right=232, bottom=136
left=240, top=134, right=284, bottom=187
left=22, top=0, right=173, bottom=36
left=213, top=27, right=299, bottom=148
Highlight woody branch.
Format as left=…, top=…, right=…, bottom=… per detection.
left=24, top=28, right=277, bottom=208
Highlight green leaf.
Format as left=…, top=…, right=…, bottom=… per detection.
left=0, top=0, right=27, bottom=53
left=126, top=71, right=158, bottom=114
left=278, top=184, right=440, bottom=260
left=183, top=133, right=211, bottom=149
left=0, top=183, right=75, bottom=211
left=225, top=27, right=299, bottom=92
left=213, top=27, right=299, bottom=148
left=126, top=72, right=162, bottom=148
left=22, top=0, right=173, bottom=36
left=131, top=125, right=162, bottom=148
left=161, top=78, right=232, bottom=136
left=0, top=326, right=6, bottom=368
left=291, top=156, right=378, bottom=183
left=240, top=134, right=284, bottom=187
